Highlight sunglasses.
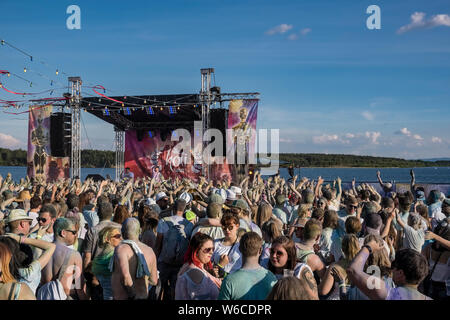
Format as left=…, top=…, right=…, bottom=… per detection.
left=222, top=225, right=235, bottom=231
left=201, top=247, right=214, bottom=254
left=65, top=229, right=77, bottom=235
left=349, top=205, right=358, bottom=209
left=270, top=249, right=285, bottom=256
left=111, top=234, right=122, bottom=239
left=37, top=217, right=47, bottom=223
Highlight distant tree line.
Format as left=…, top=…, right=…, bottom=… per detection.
left=0, top=148, right=115, bottom=168
left=273, top=153, right=450, bottom=168
left=0, top=148, right=448, bottom=168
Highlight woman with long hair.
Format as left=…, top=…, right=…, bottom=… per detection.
left=260, top=220, right=282, bottom=268
left=113, top=205, right=131, bottom=225
left=0, top=242, right=35, bottom=300
left=91, top=226, right=122, bottom=300
left=175, top=232, right=222, bottom=300
left=318, top=234, right=360, bottom=299
left=140, top=206, right=159, bottom=251
left=268, top=236, right=319, bottom=299
left=255, top=203, right=273, bottom=229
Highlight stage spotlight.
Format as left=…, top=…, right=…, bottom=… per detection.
left=148, top=130, right=153, bottom=138
left=125, top=107, right=131, bottom=115
left=146, top=106, right=154, bottom=115
left=169, top=106, right=176, bottom=114
left=103, top=107, right=110, bottom=116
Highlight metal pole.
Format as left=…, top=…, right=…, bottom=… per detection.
left=69, top=77, right=82, bottom=179
left=200, top=68, right=214, bottom=180
left=115, top=128, right=125, bottom=181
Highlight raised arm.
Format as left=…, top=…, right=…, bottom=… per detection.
left=346, top=240, right=387, bottom=300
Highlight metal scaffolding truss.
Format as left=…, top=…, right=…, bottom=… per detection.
left=62, top=70, right=260, bottom=182
left=114, top=128, right=125, bottom=181
left=69, top=77, right=82, bottom=179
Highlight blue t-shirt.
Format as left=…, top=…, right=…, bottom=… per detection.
left=218, top=267, right=277, bottom=300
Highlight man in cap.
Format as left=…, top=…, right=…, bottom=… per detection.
left=230, top=186, right=242, bottom=199
left=155, top=198, right=193, bottom=300
left=230, top=199, right=262, bottom=237
left=336, top=196, right=362, bottom=238
left=155, top=191, right=169, bottom=212
left=191, top=203, right=224, bottom=240
left=5, top=208, right=33, bottom=236
left=272, top=194, right=289, bottom=226
left=225, top=190, right=236, bottom=207
left=15, top=189, right=32, bottom=212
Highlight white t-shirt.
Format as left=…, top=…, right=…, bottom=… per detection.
left=28, top=211, right=39, bottom=229
left=212, top=239, right=242, bottom=274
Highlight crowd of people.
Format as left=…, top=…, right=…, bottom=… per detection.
left=0, top=168, right=448, bottom=300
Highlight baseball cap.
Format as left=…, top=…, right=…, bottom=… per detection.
left=416, top=190, right=426, bottom=201
left=145, top=197, right=156, bottom=206
left=5, top=209, right=33, bottom=224
left=215, top=189, right=227, bottom=203
left=231, top=199, right=249, bottom=211
left=155, top=192, right=168, bottom=201
left=230, top=186, right=242, bottom=196
left=208, top=193, right=225, bottom=205
left=179, top=192, right=192, bottom=204
left=185, top=210, right=196, bottom=222
left=365, top=213, right=382, bottom=235
left=226, top=190, right=236, bottom=201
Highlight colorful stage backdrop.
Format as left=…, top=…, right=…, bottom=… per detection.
left=27, top=105, right=70, bottom=182
left=124, top=129, right=204, bottom=181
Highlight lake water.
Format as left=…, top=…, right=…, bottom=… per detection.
left=1, top=166, right=449, bottom=184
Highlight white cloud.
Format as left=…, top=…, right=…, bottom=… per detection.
left=431, top=136, right=442, bottom=143
left=412, top=134, right=423, bottom=141
left=397, top=12, right=450, bottom=34
left=396, top=127, right=412, bottom=136
left=265, top=24, right=293, bottom=35
left=312, top=134, right=340, bottom=144
left=0, top=133, right=23, bottom=149
left=345, top=133, right=355, bottom=139
left=361, top=111, right=375, bottom=121
left=365, top=131, right=381, bottom=144
left=300, top=28, right=312, bottom=35
left=287, top=33, right=299, bottom=41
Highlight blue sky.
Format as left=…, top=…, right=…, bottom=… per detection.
left=0, top=0, right=449, bottom=159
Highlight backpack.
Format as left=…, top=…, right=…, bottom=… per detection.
left=159, top=217, right=190, bottom=266
left=37, top=251, right=72, bottom=300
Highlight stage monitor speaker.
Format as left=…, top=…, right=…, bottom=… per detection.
left=209, top=108, right=227, bottom=157
left=50, top=112, right=71, bottom=157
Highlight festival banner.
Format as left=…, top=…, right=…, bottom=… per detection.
left=27, top=105, right=70, bottom=182
left=124, top=129, right=204, bottom=181
left=227, top=99, right=258, bottom=181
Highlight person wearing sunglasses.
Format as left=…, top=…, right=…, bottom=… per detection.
left=175, top=232, right=221, bottom=300
left=211, top=213, right=242, bottom=276
left=336, top=196, right=362, bottom=239
left=40, top=218, right=87, bottom=300
left=267, top=236, right=319, bottom=299
left=31, top=204, right=57, bottom=244
left=92, top=226, right=122, bottom=300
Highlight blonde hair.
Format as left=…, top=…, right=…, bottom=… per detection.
left=297, top=204, right=311, bottom=219
left=99, top=226, right=121, bottom=249
left=342, top=234, right=360, bottom=261
left=0, top=242, right=15, bottom=283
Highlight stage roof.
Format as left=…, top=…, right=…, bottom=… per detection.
left=81, top=93, right=202, bottom=131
